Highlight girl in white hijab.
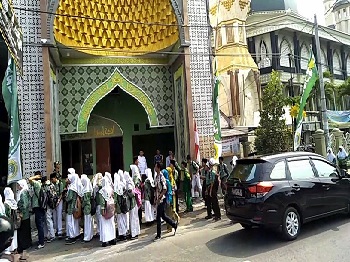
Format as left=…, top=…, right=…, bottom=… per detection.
left=98, top=176, right=116, bottom=247
left=4, top=187, right=18, bottom=254
left=81, top=174, right=93, bottom=242
left=337, top=146, right=348, bottom=169
left=0, top=194, right=5, bottom=215
left=144, top=168, right=155, bottom=223
left=92, top=172, right=103, bottom=237
left=66, top=169, right=81, bottom=244
left=327, top=148, right=336, bottom=164
left=124, top=171, right=140, bottom=240
left=104, top=172, right=113, bottom=187
left=114, top=170, right=128, bottom=241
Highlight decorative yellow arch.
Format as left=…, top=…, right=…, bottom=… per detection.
left=77, top=68, right=159, bottom=132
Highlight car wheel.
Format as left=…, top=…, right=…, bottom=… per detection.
left=240, top=223, right=252, bottom=230
left=282, top=207, right=300, bottom=241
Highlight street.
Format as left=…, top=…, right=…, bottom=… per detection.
left=28, top=207, right=350, bottom=262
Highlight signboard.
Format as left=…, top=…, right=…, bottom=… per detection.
left=222, top=137, right=240, bottom=156
left=0, top=0, right=23, bottom=74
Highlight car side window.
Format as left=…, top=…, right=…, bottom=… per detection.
left=270, top=161, right=286, bottom=179
left=312, top=159, right=338, bottom=178
left=288, top=159, right=315, bottom=180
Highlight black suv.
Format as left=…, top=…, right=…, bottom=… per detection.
left=225, top=152, right=350, bottom=240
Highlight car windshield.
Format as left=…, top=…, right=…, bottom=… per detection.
left=228, top=159, right=267, bottom=183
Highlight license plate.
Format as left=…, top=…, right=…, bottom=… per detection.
left=232, top=188, right=242, bottom=196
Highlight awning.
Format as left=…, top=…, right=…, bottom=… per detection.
left=221, top=128, right=247, bottom=138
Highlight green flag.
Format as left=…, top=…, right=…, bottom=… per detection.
left=213, top=60, right=222, bottom=161
left=2, top=57, right=23, bottom=184
left=294, top=50, right=318, bottom=151
left=296, top=51, right=318, bottom=125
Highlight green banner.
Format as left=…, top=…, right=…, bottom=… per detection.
left=2, top=57, right=22, bottom=184
left=213, top=60, right=222, bottom=161
left=296, top=51, right=318, bottom=125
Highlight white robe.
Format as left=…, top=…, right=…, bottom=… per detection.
left=84, top=214, right=93, bottom=241
left=117, top=213, right=128, bottom=236
left=99, top=214, right=116, bottom=243
left=95, top=205, right=101, bottom=234
left=66, top=214, right=80, bottom=239
left=129, top=205, right=140, bottom=237
left=5, top=230, right=17, bottom=253
left=144, top=200, right=154, bottom=222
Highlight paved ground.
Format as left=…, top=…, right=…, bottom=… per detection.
left=27, top=203, right=350, bottom=262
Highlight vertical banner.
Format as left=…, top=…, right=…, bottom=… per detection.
left=2, top=58, right=23, bottom=184
left=294, top=50, right=318, bottom=151
left=194, top=119, right=200, bottom=163
left=213, top=60, right=222, bottom=161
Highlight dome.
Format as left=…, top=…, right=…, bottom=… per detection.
left=250, top=0, right=298, bottom=13
left=53, top=0, right=179, bottom=56
left=334, top=0, right=350, bottom=10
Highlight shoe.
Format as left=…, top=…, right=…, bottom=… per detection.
left=94, top=233, right=100, bottom=239
left=118, top=236, right=127, bottom=242
left=174, top=221, right=178, bottom=236
left=36, top=244, right=45, bottom=250
left=167, top=228, right=172, bottom=233
left=102, top=242, right=107, bottom=247
left=130, top=236, right=138, bottom=240
left=65, top=239, right=76, bottom=245
left=153, top=236, right=161, bottom=242
left=57, top=234, right=63, bottom=240
left=214, top=217, right=221, bottom=222
left=46, top=237, right=55, bottom=243
left=65, top=236, right=69, bottom=241
left=109, top=239, right=117, bottom=245
left=205, top=216, right=212, bottom=220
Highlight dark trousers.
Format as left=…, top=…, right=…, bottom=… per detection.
left=206, top=191, right=221, bottom=218
left=34, top=207, right=45, bottom=245
left=156, top=199, right=176, bottom=237
left=138, top=207, right=142, bottom=225
left=202, top=179, right=207, bottom=204
left=175, top=180, right=180, bottom=213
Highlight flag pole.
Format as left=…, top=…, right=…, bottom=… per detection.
left=314, top=14, right=330, bottom=148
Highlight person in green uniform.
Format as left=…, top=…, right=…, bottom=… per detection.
left=16, top=179, right=32, bottom=253
left=218, top=157, right=230, bottom=196
left=50, top=173, right=64, bottom=240
left=206, top=159, right=221, bottom=221
left=65, top=170, right=80, bottom=245
left=181, top=161, right=193, bottom=212
left=144, top=168, right=155, bottom=224
left=114, top=170, right=128, bottom=241
left=81, top=174, right=93, bottom=242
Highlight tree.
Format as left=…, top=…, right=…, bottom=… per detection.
left=255, top=71, right=292, bottom=154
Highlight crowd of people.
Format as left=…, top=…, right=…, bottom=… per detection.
left=0, top=151, right=235, bottom=257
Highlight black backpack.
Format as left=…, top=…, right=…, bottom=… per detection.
left=149, top=186, right=155, bottom=205
left=37, top=186, right=48, bottom=210
left=90, top=196, right=97, bottom=216
left=47, top=184, right=59, bottom=209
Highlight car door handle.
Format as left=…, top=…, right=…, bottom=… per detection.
left=292, top=185, right=300, bottom=191
left=322, top=185, right=330, bottom=190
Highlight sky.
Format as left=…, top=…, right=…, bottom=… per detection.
left=297, top=0, right=326, bottom=24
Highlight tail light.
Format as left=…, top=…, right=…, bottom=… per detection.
left=248, top=182, right=274, bottom=198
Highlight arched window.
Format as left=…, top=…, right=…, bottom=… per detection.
left=347, top=55, right=350, bottom=77
left=321, top=49, right=328, bottom=72
left=333, top=51, right=342, bottom=75
left=280, top=39, right=293, bottom=67
left=258, top=41, right=271, bottom=69
left=300, top=43, right=310, bottom=70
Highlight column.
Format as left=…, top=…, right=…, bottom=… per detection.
left=314, top=129, right=326, bottom=157
left=332, top=128, right=344, bottom=150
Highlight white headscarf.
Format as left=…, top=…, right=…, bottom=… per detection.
left=338, top=146, right=348, bottom=160
left=124, top=171, right=135, bottom=191
left=99, top=176, right=114, bottom=201
left=4, top=187, right=17, bottom=210
left=145, top=168, right=155, bottom=187
left=114, top=170, right=125, bottom=196
left=17, top=179, right=29, bottom=202
left=92, top=173, right=103, bottom=197
left=0, top=195, right=5, bottom=215
left=130, top=164, right=141, bottom=183
left=327, top=148, right=336, bottom=163
left=68, top=172, right=80, bottom=196
left=104, top=172, right=113, bottom=187
left=81, top=174, right=93, bottom=194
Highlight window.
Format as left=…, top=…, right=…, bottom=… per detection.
left=312, top=159, right=337, bottom=178
left=270, top=161, right=286, bottom=179
left=288, top=159, right=315, bottom=180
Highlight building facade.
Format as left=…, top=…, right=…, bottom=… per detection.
left=6, top=0, right=216, bottom=178
left=247, top=6, right=350, bottom=145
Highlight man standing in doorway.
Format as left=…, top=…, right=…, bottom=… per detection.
left=165, top=151, right=173, bottom=168
left=138, top=151, right=148, bottom=182
left=187, top=155, right=201, bottom=198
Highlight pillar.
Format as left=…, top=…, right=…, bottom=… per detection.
left=332, top=128, right=344, bottom=150
left=242, top=142, right=251, bottom=157
left=314, top=129, right=326, bottom=157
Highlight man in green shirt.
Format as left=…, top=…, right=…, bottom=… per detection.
left=29, top=171, right=46, bottom=249
left=181, top=161, right=193, bottom=212
left=50, top=173, right=64, bottom=239
left=205, top=159, right=221, bottom=221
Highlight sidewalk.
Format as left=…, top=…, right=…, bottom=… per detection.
left=27, top=198, right=225, bottom=261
